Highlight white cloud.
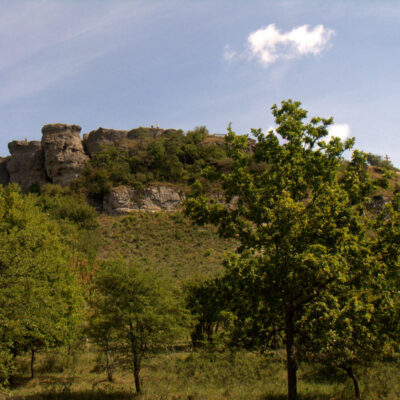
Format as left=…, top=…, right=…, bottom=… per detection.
left=327, top=123, right=350, bottom=141
left=247, top=24, right=334, bottom=66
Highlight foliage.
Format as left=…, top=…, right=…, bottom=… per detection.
left=185, top=100, right=398, bottom=400
left=87, top=258, right=191, bottom=393
left=366, top=152, right=398, bottom=171
left=34, top=184, right=100, bottom=263
left=73, top=126, right=231, bottom=201
left=185, top=277, right=228, bottom=347
left=0, top=184, right=85, bottom=386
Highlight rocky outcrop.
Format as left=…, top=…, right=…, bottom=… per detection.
left=41, top=124, right=88, bottom=187
left=84, top=128, right=129, bottom=155
left=0, top=156, right=10, bottom=186
left=6, top=141, right=48, bottom=191
left=141, top=185, right=184, bottom=211
left=103, top=184, right=184, bottom=214
left=367, top=195, right=392, bottom=212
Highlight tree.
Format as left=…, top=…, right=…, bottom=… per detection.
left=185, top=100, right=384, bottom=400
left=0, top=184, right=84, bottom=384
left=88, top=258, right=190, bottom=394
left=185, top=278, right=227, bottom=348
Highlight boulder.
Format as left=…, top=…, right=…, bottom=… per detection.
left=0, top=156, right=10, bottom=186
left=140, top=185, right=184, bottom=211
left=6, top=141, right=48, bottom=191
left=103, top=186, right=139, bottom=215
left=103, top=184, right=184, bottom=214
left=85, top=127, right=129, bottom=155
left=41, top=123, right=88, bottom=187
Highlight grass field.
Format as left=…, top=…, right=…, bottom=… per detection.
left=4, top=346, right=400, bottom=400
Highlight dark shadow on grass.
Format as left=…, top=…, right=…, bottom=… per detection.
left=13, top=391, right=137, bottom=400
left=9, top=376, right=32, bottom=389
left=262, top=395, right=333, bottom=400
left=301, top=364, right=347, bottom=384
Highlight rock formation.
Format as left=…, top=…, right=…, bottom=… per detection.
left=84, top=128, right=129, bottom=156
left=41, top=124, right=88, bottom=187
left=1, top=123, right=185, bottom=192
left=367, top=195, right=392, bottom=212
left=103, top=184, right=184, bottom=214
left=84, top=127, right=179, bottom=156
left=6, top=141, right=48, bottom=191
left=0, top=156, right=10, bottom=186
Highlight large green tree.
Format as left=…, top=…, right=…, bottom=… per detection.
left=0, top=184, right=84, bottom=385
left=185, top=100, right=388, bottom=400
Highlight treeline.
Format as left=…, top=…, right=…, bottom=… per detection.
left=0, top=183, right=191, bottom=395
left=0, top=184, right=99, bottom=386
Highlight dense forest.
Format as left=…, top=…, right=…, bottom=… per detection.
left=1, top=100, right=400, bottom=400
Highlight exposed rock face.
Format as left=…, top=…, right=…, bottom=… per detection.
left=367, top=195, right=392, bottom=212
left=6, top=141, right=48, bottom=191
left=141, top=185, right=184, bottom=211
left=0, top=156, right=10, bottom=186
left=84, top=128, right=129, bottom=156
left=103, top=186, right=139, bottom=215
left=41, top=124, right=88, bottom=187
left=103, top=184, right=184, bottom=214
left=84, top=127, right=180, bottom=156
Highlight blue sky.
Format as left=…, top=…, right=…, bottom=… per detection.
left=1, top=0, right=400, bottom=165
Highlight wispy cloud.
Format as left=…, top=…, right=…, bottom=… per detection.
left=223, top=45, right=237, bottom=62
left=0, top=1, right=163, bottom=106
left=224, top=24, right=334, bottom=67
left=328, top=123, right=350, bottom=140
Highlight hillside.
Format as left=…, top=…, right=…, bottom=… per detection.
left=97, top=212, right=236, bottom=283
left=2, top=118, right=400, bottom=400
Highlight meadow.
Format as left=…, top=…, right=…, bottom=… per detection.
left=5, top=346, right=400, bottom=400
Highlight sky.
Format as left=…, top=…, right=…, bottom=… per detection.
left=1, top=0, right=399, bottom=165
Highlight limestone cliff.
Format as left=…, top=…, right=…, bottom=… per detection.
left=84, top=128, right=129, bottom=155
left=103, top=185, right=185, bottom=214
left=0, top=156, right=10, bottom=186
left=6, top=141, right=48, bottom=191
left=41, top=124, right=88, bottom=187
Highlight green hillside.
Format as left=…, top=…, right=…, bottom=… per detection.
left=97, top=212, right=236, bottom=283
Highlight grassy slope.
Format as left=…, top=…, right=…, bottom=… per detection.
left=97, top=211, right=236, bottom=284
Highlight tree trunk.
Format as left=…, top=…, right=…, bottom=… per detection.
left=345, top=366, right=361, bottom=399
left=105, top=349, right=113, bottom=382
left=191, top=324, right=204, bottom=348
left=30, top=349, right=35, bottom=379
left=133, top=350, right=141, bottom=394
left=285, top=307, right=297, bottom=400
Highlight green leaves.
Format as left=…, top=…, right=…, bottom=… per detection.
left=87, top=258, right=191, bottom=392
left=0, top=185, right=85, bottom=387
left=186, top=99, right=400, bottom=400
